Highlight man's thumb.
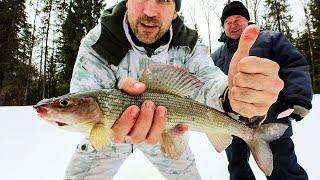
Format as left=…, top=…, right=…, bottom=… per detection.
left=236, top=25, right=260, bottom=57
left=119, top=77, right=146, bottom=95
left=228, top=25, right=260, bottom=88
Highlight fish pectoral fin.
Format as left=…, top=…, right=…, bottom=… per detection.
left=89, top=123, right=114, bottom=151
left=160, top=128, right=189, bottom=160
left=207, top=133, right=233, bottom=153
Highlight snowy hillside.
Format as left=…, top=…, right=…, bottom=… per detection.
left=0, top=95, right=319, bottom=180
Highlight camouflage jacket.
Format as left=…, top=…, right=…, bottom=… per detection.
left=70, top=2, right=228, bottom=112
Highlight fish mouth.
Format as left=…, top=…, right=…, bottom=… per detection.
left=33, top=106, right=68, bottom=127
left=34, top=106, right=48, bottom=115
left=55, top=121, right=68, bottom=127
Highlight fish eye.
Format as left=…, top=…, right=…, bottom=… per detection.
left=59, top=99, right=71, bottom=108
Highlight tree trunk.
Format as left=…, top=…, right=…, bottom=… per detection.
left=24, top=0, right=40, bottom=105
left=43, top=0, right=53, bottom=99
left=39, top=27, right=45, bottom=85
left=201, top=0, right=212, bottom=53
left=207, top=18, right=212, bottom=54
left=253, top=0, right=262, bottom=24
left=304, top=6, right=316, bottom=91
left=274, top=0, right=282, bottom=32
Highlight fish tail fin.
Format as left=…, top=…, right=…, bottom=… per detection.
left=89, top=123, right=114, bottom=151
left=246, top=123, right=288, bottom=176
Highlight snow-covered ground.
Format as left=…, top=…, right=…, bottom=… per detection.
left=0, top=95, right=319, bottom=180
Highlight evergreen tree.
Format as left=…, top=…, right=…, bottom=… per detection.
left=262, top=0, right=293, bottom=41
left=0, top=0, right=36, bottom=105
left=310, top=0, right=320, bottom=93
left=295, top=31, right=312, bottom=69
left=56, top=0, right=104, bottom=95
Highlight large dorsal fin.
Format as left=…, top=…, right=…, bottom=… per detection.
left=139, top=64, right=204, bottom=97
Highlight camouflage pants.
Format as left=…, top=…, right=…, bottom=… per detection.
left=64, top=138, right=201, bottom=180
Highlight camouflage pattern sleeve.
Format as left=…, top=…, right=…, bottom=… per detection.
left=70, top=24, right=117, bottom=93
left=185, top=44, right=228, bottom=112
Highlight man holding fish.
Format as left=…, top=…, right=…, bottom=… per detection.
left=34, top=0, right=293, bottom=179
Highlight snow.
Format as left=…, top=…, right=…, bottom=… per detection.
left=0, top=95, right=319, bottom=180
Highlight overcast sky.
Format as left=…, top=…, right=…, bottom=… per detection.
left=25, top=0, right=306, bottom=53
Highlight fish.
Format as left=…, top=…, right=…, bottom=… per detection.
left=34, top=64, right=288, bottom=176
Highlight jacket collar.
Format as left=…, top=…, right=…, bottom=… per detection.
left=92, top=1, right=198, bottom=66
left=218, top=32, right=239, bottom=53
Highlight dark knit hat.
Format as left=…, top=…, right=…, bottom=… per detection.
left=221, top=1, right=250, bottom=26
left=175, top=0, right=181, bottom=11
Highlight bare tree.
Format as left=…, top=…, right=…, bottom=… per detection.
left=38, top=26, right=45, bottom=99
left=24, top=0, right=40, bottom=104
left=185, top=0, right=198, bottom=31
left=42, top=0, right=53, bottom=98
left=244, top=0, right=263, bottom=24
left=200, top=0, right=218, bottom=53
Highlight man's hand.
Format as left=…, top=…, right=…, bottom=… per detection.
left=112, top=77, right=187, bottom=145
left=228, top=25, right=284, bottom=118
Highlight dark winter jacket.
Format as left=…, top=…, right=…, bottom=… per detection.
left=211, top=31, right=313, bottom=136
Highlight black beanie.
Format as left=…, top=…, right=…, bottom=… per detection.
left=175, top=0, right=181, bottom=11
left=221, top=1, right=250, bottom=26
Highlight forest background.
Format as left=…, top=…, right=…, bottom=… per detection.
left=0, top=0, right=319, bottom=105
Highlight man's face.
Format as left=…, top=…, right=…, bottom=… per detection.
left=224, top=15, right=249, bottom=40
left=127, top=0, right=178, bottom=44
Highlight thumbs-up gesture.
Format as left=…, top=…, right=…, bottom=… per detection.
left=228, top=25, right=284, bottom=118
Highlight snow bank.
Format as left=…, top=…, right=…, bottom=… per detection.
left=0, top=95, right=319, bottom=180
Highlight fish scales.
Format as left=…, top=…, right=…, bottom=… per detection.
left=95, top=89, right=253, bottom=139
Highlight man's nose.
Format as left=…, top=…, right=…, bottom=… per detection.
left=230, top=22, right=237, bottom=28
left=143, top=1, right=158, bottom=17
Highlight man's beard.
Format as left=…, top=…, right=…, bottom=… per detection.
left=130, top=15, right=168, bottom=44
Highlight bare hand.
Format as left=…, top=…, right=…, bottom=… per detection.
left=228, top=25, right=284, bottom=118
left=112, top=77, right=187, bottom=145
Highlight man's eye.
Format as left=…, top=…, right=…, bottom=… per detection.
left=160, top=0, right=169, bottom=4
